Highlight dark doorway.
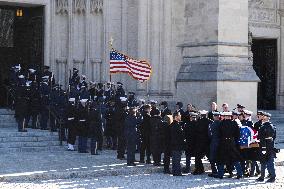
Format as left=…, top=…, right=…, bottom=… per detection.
left=0, top=5, right=44, bottom=107
left=252, top=39, right=277, bottom=110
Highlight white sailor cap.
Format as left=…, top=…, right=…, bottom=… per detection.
left=221, top=111, right=232, bottom=116
left=150, top=100, right=157, bottom=104
left=18, top=75, right=25, bottom=79
left=120, top=97, right=128, bottom=102
left=69, top=98, right=76, bottom=102
left=199, top=110, right=208, bottom=115
left=29, top=69, right=36, bottom=73
left=139, top=99, right=145, bottom=103
left=26, top=81, right=32, bottom=86
left=244, top=110, right=253, bottom=115
left=80, top=99, right=88, bottom=103
left=42, top=76, right=49, bottom=79
left=15, top=64, right=21, bottom=70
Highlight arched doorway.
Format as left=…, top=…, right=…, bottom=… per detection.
left=0, top=4, right=44, bottom=107
left=252, top=39, right=277, bottom=110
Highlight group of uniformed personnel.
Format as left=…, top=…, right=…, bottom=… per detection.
left=7, top=65, right=278, bottom=183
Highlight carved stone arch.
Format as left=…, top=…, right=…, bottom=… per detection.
left=73, top=0, right=86, bottom=15
left=90, top=0, right=103, bottom=14
left=56, top=0, right=69, bottom=15
left=249, top=0, right=264, bottom=7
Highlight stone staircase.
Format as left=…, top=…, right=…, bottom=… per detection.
left=0, top=109, right=64, bottom=153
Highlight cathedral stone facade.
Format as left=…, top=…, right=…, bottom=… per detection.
left=1, top=0, right=284, bottom=111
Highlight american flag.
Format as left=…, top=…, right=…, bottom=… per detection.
left=238, top=126, right=257, bottom=147
left=110, top=49, right=152, bottom=82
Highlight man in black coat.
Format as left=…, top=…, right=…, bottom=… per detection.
left=77, top=99, right=89, bottom=153
left=88, top=101, right=102, bottom=155
left=15, top=75, right=29, bottom=132
left=29, top=81, right=41, bottom=129
left=170, top=112, right=184, bottom=176
left=216, top=112, right=243, bottom=179
left=183, top=112, right=198, bottom=173
left=139, top=104, right=152, bottom=163
left=105, top=100, right=117, bottom=149
left=192, top=110, right=212, bottom=175
left=150, top=109, right=166, bottom=166
left=208, top=111, right=221, bottom=177
left=256, top=112, right=277, bottom=183
left=66, top=98, right=77, bottom=151
left=160, top=101, right=171, bottom=119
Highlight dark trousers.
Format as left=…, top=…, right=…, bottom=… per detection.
left=40, top=109, right=48, bottom=129
left=250, top=161, right=260, bottom=175
left=185, top=154, right=191, bottom=171
left=17, top=116, right=25, bottom=131
left=90, top=138, right=98, bottom=155
left=140, top=136, right=151, bottom=161
left=260, top=157, right=276, bottom=178
left=218, top=162, right=243, bottom=178
left=78, top=136, right=88, bottom=153
left=67, top=124, right=76, bottom=145
left=210, top=162, right=218, bottom=175
left=195, top=156, right=204, bottom=172
left=117, top=132, right=126, bottom=158
left=172, top=151, right=182, bottom=175
left=127, top=138, right=136, bottom=164
left=163, top=150, right=171, bottom=171
left=152, top=151, right=162, bottom=164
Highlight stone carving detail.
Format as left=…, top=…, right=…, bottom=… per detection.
left=249, top=0, right=264, bottom=7
left=249, top=8, right=276, bottom=23
left=90, top=0, right=103, bottom=14
left=56, top=58, right=67, bottom=64
left=56, top=0, right=69, bottom=15
left=73, top=0, right=86, bottom=14
left=73, top=59, right=85, bottom=64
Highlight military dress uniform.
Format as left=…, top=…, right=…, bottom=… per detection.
left=39, top=77, right=50, bottom=130
left=256, top=113, right=277, bottom=183
left=66, top=98, right=77, bottom=151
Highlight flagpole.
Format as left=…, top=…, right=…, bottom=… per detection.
left=109, top=36, right=114, bottom=83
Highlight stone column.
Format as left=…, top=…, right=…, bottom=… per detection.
left=279, top=6, right=284, bottom=110
left=176, top=0, right=259, bottom=112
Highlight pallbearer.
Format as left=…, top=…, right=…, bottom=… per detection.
left=15, top=75, right=28, bottom=132
left=77, top=99, right=89, bottom=153
left=66, top=98, right=77, bottom=151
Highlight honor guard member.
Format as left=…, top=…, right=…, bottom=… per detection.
left=69, top=85, right=80, bottom=101
left=160, top=101, right=172, bottom=119
left=105, top=99, right=117, bottom=149
left=24, top=80, right=32, bottom=128
left=66, top=98, right=77, bottom=151
left=96, top=83, right=104, bottom=100
left=127, top=92, right=138, bottom=108
left=104, top=82, right=114, bottom=102
left=49, top=85, right=59, bottom=132
left=208, top=111, right=221, bottom=177
left=193, top=110, right=212, bottom=175
left=243, top=110, right=254, bottom=129
left=125, top=107, right=140, bottom=166
left=79, top=75, right=88, bottom=89
left=237, top=104, right=246, bottom=113
left=216, top=111, right=243, bottom=179
left=10, top=64, right=21, bottom=86
left=42, top=66, right=55, bottom=86
left=183, top=112, right=198, bottom=174
left=88, top=100, right=102, bottom=155
left=89, top=82, right=97, bottom=101
left=29, top=80, right=41, bottom=129
left=170, top=112, right=184, bottom=176
left=254, top=111, right=264, bottom=132
left=256, top=112, right=277, bottom=183
left=14, top=75, right=28, bottom=132
left=80, top=85, right=90, bottom=100
left=77, top=99, right=89, bottom=153
left=115, top=82, right=126, bottom=101
left=39, top=76, right=50, bottom=130
left=27, top=68, right=38, bottom=82
left=115, top=97, right=128, bottom=159
left=150, top=109, right=166, bottom=166
left=69, top=68, right=80, bottom=88
left=138, top=99, right=146, bottom=112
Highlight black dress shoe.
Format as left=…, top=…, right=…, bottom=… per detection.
left=266, top=177, right=276, bottom=183
left=183, top=168, right=190, bottom=174
left=256, top=177, right=264, bottom=182
left=227, top=173, right=234, bottom=178
left=139, top=160, right=145, bottom=163
left=127, top=163, right=136, bottom=166
left=236, top=175, right=243, bottom=179
left=146, top=160, right=151, bottom=164
left=164, top=169, right=171, bottom=174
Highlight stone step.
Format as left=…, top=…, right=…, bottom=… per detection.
left=0, top=136, right=59, bottom=143
left=0, top=146, right=64, bottom=153
left=0, top=141, right=61, bottom=148
left=0, top=131, right=58, bottom=138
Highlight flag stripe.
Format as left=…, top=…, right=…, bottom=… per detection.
left=110, top=49, right=152, bottom=82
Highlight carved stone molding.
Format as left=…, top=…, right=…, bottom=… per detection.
left=90, top=0, right=103, bottom=14
left=73, top=59, right=85, bottom=64
left=249, top=8, right=276, bottom=23
left=56, top=58, right=67, bottom=64
left=249, top=0, right=264, bottom=8
left=56, top=0, right=69, bottom=15
left=90, top=58, right=102, bottom=64
left=73, top=0, right=86, bottom=14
